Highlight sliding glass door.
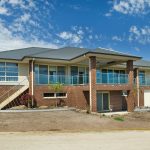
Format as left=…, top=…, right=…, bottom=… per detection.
left=97, top=92, right=110, bottom=112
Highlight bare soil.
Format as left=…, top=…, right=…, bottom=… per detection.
left=0, top=110, right=150, bottom=132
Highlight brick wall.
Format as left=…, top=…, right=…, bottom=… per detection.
left=110, top=91, right=127, bottom=111
left=34, top=85, right=129, bottom=111
left=34, top=85, right=89, bottom=110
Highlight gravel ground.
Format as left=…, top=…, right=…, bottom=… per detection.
left=0, top=131, right=150, bottom=150
left=0, top=110, right=150, bottom=132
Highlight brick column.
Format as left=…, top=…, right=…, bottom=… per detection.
left=127, top=60, right=134, bottom=86
left=29, top=60, right=34, bottom=106
left=89, top=56, right=97, bottom=112
left=126, top=60, right=134, bottom=112
left=134, top=68, right=140, bottom=107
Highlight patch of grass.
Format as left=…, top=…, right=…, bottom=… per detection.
left=114, top=117, right=125, bottom=122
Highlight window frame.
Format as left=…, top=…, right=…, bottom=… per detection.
left=43, top=92, right=67, bottom=99
left=0, top=62, right=18, bottom=82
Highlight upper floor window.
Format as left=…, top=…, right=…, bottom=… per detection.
left=139, top=71, right=145, bottom=85
left=35, top=64, right=66, bottom=84
left=70, top=66, right=89, bottom=84
left=0, top=62, right=18, bottom=81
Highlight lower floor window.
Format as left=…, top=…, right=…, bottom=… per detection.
left=43, top=92, right=67, bottom=98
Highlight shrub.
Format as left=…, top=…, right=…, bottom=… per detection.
left=20, top=93, right=35, bottom=108
left=114, top=116, right=125, bottom=122
left=49, top=83, right=64, bottom=92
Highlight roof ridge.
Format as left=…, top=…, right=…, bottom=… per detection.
left=29, top=48, right=61, bottom=57
left=0, top=47, right=50, bottom=53
left=27, top=47, right=54, bottom=56
left=96, top=47, right=130, bottom=55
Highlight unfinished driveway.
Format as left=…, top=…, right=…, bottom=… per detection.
left=0, top=110, right=150, bottom=132
left=0, top=131, right=150, bottom=150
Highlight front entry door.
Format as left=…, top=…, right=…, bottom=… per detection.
left=97, top=92, right=110, bottom=112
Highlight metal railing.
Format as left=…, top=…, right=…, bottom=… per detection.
left=96, top=73, right=128, bottom=84
left=35, top=74, right=89, bottom=85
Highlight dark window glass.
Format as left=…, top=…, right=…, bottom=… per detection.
left=39, top=65, right=48, bottom=84
left=0, top=62, right=5, bottom=67
left=102, top=69, right=107, bottom=83
left=6, top=63, right=18, bottom=67
left=114, top=70, right=120, bottom=83
left=71, top=66, right=78, bottom=84
left=6, top=72, right=18, bottom=76
left=0, top=72, right=5, bottom=76
left=96, top=68, right=101, bottom=83
left=108, top=69, right=113, bottom=83
left=57, top=66, right=66, bottom=84
left=6, top=67, right=18, bottom=72
left=35, top=65, right=39, bottom=84
left=0, top=62, right=18, bottom=81
left=43, top=93, right=55, bottom=98
left=139, top=71, right=145, bottom=85
left=56, top=93, right=66, bottom=97
left=71, top=66, right=78, bottom=76
left=120, top=70, right=126, bottom=83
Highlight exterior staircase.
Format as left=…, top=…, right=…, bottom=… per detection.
left=0, top=78, right=29, bottom=110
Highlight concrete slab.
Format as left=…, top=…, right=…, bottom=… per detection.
left=101, top=111, right=129, bottom=116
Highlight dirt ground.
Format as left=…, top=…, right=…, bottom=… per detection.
left=0, top=110, right=150, bottom=132
left=0, top=131, right=150, bottom=150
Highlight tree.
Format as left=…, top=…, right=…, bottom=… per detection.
left=48, top=83, right=66, bottom=107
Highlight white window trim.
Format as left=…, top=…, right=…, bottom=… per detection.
left=43, top=92, right=67, bottom=99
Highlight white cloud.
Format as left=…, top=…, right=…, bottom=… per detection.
left=0, top=6, right=9, bottom=15
left=0, top=22, right=58, bottom=51
left=58, top=31, right=83, bottom=44
left=135, top=47, right=140, bottom=51
left=108, top=0, right=150, bottom=15
left=20, top=13, right=31, bottom=22
left=89, top=35, right=93, bottom=39
left=105, top=12, right=112, bottom=17
left=112, top=35, right=123, bottom=41
left=129, top=25, right=150, bottom=44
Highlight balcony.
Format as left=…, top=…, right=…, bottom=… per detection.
left=35, top=73, right=129, bottom=85
left=96, top=73, right=128, bottom=84
left=35, top=74, right=89, bottom=85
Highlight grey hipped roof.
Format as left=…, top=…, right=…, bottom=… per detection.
left=134, top=60, right=150, bottom=67
left=0, top=47, right=141, bottom=61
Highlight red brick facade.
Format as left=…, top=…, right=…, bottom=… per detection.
left=34, top=85, right=89, bottom=109
left=33, top=85, right=128, bottom=112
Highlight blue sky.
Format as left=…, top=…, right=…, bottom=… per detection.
left=0, top=0, right=150, bottom=60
